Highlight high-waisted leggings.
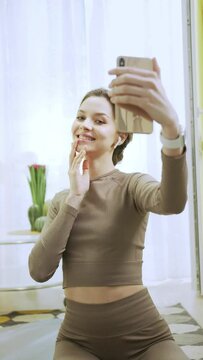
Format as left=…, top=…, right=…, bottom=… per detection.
left=53, top=288, right=189, bottom=360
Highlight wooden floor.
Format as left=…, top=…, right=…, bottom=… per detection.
left=0, top=279, right=203, bottom=327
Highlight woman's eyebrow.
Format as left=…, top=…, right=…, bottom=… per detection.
left=78, top=110, right=110, bottom=118
left=94, top=112, right=110, bottom=118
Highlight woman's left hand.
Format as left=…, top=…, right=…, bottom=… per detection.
left=108, top=58, right=179, bottom=134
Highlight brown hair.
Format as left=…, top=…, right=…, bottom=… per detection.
left=80, top=88, right=133, bottom=165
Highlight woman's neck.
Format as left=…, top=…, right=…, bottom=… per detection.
left=87, top=157, right=115, bottom=180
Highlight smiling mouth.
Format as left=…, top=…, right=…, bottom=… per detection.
left=77, top=135, right=95, bottom=141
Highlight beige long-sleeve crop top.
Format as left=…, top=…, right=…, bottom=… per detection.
left=28, top=150, right=187, bottom=288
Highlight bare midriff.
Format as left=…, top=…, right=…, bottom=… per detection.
left=64, top=284, right=145, bottom=304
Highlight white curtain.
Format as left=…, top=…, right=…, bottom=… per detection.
left=0, top=0, right=191, bottom=285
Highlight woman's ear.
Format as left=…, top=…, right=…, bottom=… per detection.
left=114, top=133, right=128, bottom=148
left=118, top=133, right=128, bottom=145
left=116, top=136, right=122, bottom=147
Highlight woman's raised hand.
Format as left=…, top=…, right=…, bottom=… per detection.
left=65, top=142, right=90, bottom=208
left=108, top=58, right=179, bottom=133
left=68, top=141, right=90, bottom=197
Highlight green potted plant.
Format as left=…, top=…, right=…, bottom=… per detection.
left=27, top=164, right=48, bottom=232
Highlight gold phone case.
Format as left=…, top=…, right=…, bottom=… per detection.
left=115, top=56, right=153, bottom=134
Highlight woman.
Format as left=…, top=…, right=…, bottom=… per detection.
left=29, top=58, right=188, bottom=359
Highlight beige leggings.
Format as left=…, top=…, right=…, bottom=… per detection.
left=53, top=288, right=188, bottom=360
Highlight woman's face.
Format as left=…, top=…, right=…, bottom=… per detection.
left=71, top=96, right=118, bottom=157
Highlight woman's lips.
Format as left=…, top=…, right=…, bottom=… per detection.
left=77, top=134, right=95, bottom=142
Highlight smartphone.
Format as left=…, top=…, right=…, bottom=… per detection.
left=115, top=56, right=153, bottom=134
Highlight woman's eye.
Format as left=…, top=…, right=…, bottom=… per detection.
left=95, top=119, right=104, bottom=125
left=77, top=116, right=85, bottom=121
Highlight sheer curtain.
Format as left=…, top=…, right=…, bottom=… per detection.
left=0, top=0, right=191, bottom=285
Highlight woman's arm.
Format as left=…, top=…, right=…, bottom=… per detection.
left=29, top=142, right=90, bottom=282
left=28, top=192, right=79, bottom=282
left=108, top=58, right=185, bottom=157
left=129, top=149, right=187, bottom=215
left=108, top=58, right=187, bottom=214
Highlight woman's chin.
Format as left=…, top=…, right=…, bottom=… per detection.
left=77, top=141, right=94, bottom=152
left=76, top=142, right=85, bottom=151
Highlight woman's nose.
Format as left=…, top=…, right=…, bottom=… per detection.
left=81, top=118, right=93, bottom=130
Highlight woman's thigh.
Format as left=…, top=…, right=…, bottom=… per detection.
left=53, top=339, right=100, bottom=360
left=137, top=340, right=189, bottom=360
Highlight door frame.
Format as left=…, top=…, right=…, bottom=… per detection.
left=182, top=0, right=203, bottom=294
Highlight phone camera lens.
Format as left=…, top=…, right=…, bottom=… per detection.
left=119, top=57, right=125, bottom=67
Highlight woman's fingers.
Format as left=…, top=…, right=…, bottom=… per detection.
left=152, top=57, right=161, bottom=78
left=108, top=60, right=178, bottom=126
left=108, top=84, right=146, bottom=98
left=110, top=95, right=147, bottom=108
left=82, top=159, right=89, bottom=173
left=68, top=144, right=90, bottom=196
left=69, top=141, right=78, bottom=166
left=69, top=140, right=89, bottom=176
left=109, top=73, right=158, bottom=91
left=71, top=150, right=86, bottom=170
left=108, top=66, right=158, bottom=80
